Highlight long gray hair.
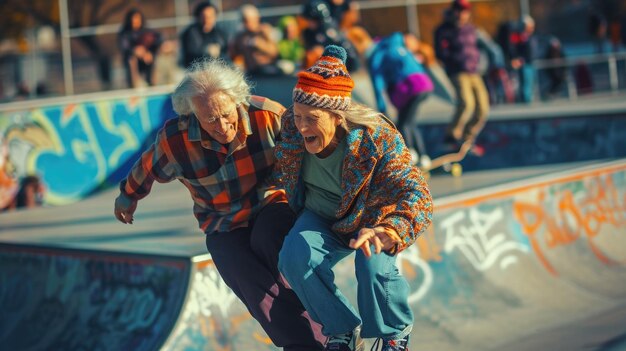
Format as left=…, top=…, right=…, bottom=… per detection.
left=329, top=102, right=386, bottom=131
left=172, top=58, right=251, bottom=116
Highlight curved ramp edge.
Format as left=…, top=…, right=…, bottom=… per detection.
left=0, top=245, right=191, bottom=351
left=162, top=254, right=278, bottom=350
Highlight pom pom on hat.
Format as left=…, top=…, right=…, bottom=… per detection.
left=322, top=45, right=347, bottom=64
left=293, top=45, right=354, bottom=111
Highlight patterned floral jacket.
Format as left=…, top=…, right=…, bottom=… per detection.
left=275, top=107, right=433, bottom=253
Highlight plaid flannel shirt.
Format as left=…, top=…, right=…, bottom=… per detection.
left=120, top=95, right=287, bottom=234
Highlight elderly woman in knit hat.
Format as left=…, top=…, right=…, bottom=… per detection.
left=276, top=45, right=433, bottom=351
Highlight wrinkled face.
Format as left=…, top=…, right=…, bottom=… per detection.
left=293, top=103, right=342, bottom=156
left=192, top=92, right=239, bottom=144
left=199, top=7, right=217, bottom=31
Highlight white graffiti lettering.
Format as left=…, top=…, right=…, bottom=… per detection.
left=96, top=284, right=163, bottom=332
left=185, top=266, right=237, bottom=319
left=397, top=245, right=434, bottom=303
left=441, top=208, right=529, bottom=271
left=45, top=256, right=82, bottom=303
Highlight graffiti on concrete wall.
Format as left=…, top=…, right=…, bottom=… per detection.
left=512, top=171, right=626, bottom=276
left=0, top=246, right=189, bottom=351
left=163, top=259, right=277, bottom=350
left=0, top=94, right=175, bottom=205
left=391, top=165, right=626, bottom=309
left=440, top=207, right=530, bottom=271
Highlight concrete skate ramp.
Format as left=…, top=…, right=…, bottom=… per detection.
left=1, top=159, right=625, bottom=350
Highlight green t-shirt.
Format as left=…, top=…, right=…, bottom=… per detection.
left=302, top=138, right=347, bottom=219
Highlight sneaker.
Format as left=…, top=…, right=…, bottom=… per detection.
left=371, top=334, right=410, bottom=351
left=325, top=326, right=364, bottom=351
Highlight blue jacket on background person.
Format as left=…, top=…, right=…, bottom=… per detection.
left=368, top=32, right=434, bottom=114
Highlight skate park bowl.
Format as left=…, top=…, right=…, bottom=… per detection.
left=1, top=159, right=625, bottom=350
left=1, top=81, right=626, bottom=350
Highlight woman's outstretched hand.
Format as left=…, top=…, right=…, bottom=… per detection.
left=349, top=226, right=397, bottom=258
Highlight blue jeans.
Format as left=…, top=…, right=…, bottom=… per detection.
left=518, top=64, right=535, bottom=103
left=278, top=209, right=413, bottom=339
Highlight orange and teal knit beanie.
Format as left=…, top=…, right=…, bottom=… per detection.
left=293, top=45, right=354, bottom=111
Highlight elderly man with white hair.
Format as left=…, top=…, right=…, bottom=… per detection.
left=114, top=58, right=325, bottom=351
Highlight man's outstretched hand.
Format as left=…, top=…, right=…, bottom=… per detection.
left=114, top=193, right=138, bottom=224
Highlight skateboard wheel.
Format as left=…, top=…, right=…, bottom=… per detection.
left=443, top=163, right=452, bottom=172
left=451, top=163, right=463, bottom=177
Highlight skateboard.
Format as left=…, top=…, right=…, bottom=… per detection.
left=420, top=140, right=477, bottom=177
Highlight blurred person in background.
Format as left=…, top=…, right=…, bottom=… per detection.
left=324, top=0, right=353, bottom=25
left=153, top=40, right=184, bottom=85
left=118, top=8, right=162, bottom=88
left=368, top=32, right=434, bottom=169
left=13, top=83, right=31, bottom=101
left=412, top=34, right=458, bottom=105
left=434, top=0, right=489, bottom=151
left=114, top=58, right=325, bottom=351
left=476, top=28, right=514, bottom=104
left=277, top=16, right=305, bottom=74
left=621, top=12, right=626, bottom=50
left=300, top=0, right=360, bottom=72
left=0, top=140, right=19, bottom=210
left=544, top=37, right=567, bottom=100
left=2, top=175, right=45, bottom=211
left=324, top=0, right=358, bottom=25
left=588, top=10, right=608, bottom=53
left=505, top=16, right=538, bottom=103
left=339, top=1, right=374, bottom=59
left=180, top=1, right=229, bottom=68
left=230, top=4, right=282, bottom=77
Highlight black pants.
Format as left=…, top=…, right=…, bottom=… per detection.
left=397, top=93, right=429, bottom=157
left=205, top=202, right=325, bottom=350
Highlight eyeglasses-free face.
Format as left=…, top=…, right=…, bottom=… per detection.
left=293, top=102, right=343, bottom=158
left=192, top=92, right=240, bottom=145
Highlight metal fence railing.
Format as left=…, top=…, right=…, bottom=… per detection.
left=533, top=52, right=626, bottom=101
